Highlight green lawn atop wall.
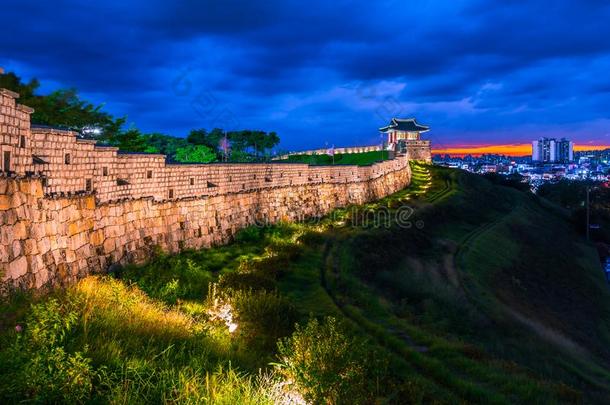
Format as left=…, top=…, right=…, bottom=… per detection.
left=280, top=150, right=390, bottom=165
left=2, top=163, right=610, bottom=403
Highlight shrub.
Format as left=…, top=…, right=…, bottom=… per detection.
left=121, top=256, right=214, bottom=303
left=1, top=298, right=96, bottom=403
left=232, top=289, right=299, bottom=348
left=158, top=278, right=182, bottom=304
left=235, top=226, right=264, bottom=243
left=205, top=284, right=298, bottom=350
left=275, top=317, right=387, bottom=404
left=24, top=346, right=95, bottom=403
left=26, top=299, right=79, bottom=348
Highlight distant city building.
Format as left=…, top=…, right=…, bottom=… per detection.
left=556, top=139, right=574, bottom=162
left=532, top=137, right=573, bottom=163
left=379, top=118, right=431, bottom=162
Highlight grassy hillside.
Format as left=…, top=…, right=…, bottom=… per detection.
left=279, top=150, right=389, bottom=165
left=1, top=164, right=609, bottom=403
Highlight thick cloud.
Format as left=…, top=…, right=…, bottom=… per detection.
left=2, top=0, right=610, bottom=150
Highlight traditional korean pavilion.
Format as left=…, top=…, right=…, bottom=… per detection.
left=379, top=118, right=431, bottom=161
left=379, top=118, right=429, bottom=144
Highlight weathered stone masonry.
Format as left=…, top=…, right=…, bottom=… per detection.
left=0, top=88, right=412, bottom=290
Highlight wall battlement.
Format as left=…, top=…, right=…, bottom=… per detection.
left=1, top=89, right=405, bottom=203
left=0, top=88, right=412, bottom=290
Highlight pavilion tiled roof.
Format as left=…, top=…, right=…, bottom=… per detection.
left=379, top=118, right=429, bottom=133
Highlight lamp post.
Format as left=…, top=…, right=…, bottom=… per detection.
left=586, top=185, right=599, bottom=242
left=586, top=186, right=590, bottom=242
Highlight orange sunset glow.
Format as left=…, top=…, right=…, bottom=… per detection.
left=432, top=143, right=610, bottom=157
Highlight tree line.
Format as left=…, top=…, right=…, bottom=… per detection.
left=0, top=71, right=281, bottom=163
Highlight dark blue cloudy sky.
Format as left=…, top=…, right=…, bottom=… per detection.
left=2, top=0, right=610, bottom=151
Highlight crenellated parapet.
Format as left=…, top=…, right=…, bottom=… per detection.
left=1, top=88, right=410, bottom=204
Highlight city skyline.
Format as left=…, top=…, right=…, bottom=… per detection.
left=432, top=143, right=608, bottom=158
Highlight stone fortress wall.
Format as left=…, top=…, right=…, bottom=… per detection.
left=0, top=88, right=412, bottom=290
left=403, top=140, right=432, bottom=162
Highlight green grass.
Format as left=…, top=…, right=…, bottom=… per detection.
left=0, top=277, right=281, bottom=403
left=1, top=163, right=609, bottom=403
left=280, top=150, right=390, bottom=166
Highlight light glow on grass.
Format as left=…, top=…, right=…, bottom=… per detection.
left=206, top=284, right=239, bottom=334
left=228, top=320, right=238, bottom=333
left=271, top=379, right=308, bottom=405
left=208, top=301, right=239, bottom=334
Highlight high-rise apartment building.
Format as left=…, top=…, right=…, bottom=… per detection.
left=532, top=138, right=573, bottom=162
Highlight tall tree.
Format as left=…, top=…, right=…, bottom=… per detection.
left=187, top=129, right=208, bottom=145
left=145, top=133, right=189, bottom=156
left=263, top=131, right=280, bottom=154
left=0, top=70, right=124, bottom=140
left=112, top=128, right=149, bottom=152
left=228, top=149, right=254, bottom=163
left=227, top=130, right=250, bottom=152
left=0, top=71, right=38, bottom=99
left=174, top=144, right=217, bottom=163
left=207, top=128, right=226, bottom=152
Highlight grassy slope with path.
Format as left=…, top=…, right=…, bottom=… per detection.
left=1, top=163, right=610, bottom=403
left=278, top=164, right=610, bottom=403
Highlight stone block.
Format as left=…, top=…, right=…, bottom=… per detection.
left=67, top=222, right=80, bottom=237
left=65, top=249, right=76, bottom=263
left=37, top=238, right=51, bottom=255
left=35, top=271, right=48, bottom=289
left=84, top=196, right=96, bottom=210
left=13, top=221, right=27, bottom=240
left=89, top=230, right=104, bottom=246
left=103, top=238, right=115, bottom=254
left=12, top=240, right=22, bottom=257
left=8, top=256, right=28, bottom=279
left=0, top=194, right=12, bottom=211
